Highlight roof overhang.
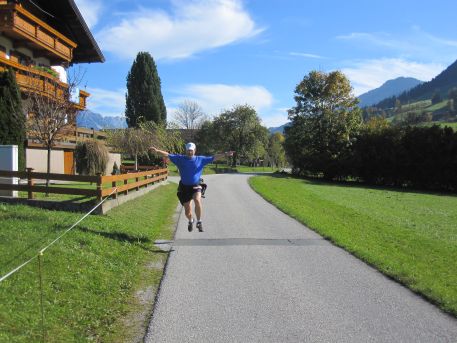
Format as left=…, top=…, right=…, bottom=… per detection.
left=26, top=0, right=105, bottom=64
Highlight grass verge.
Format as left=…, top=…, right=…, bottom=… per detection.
left=249, top=175, right=457, bottom=317
left=0, top=183, right=178, bottom=342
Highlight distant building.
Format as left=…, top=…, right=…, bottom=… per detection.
left=0, top=0, right=114, bottom=174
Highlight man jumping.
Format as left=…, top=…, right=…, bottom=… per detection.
left=150, top=142, right=233, bottom=232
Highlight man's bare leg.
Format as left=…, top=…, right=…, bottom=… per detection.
left=193, top=192, right=203, bottom=231
left=193, top=192, right=202, bottom=221
left=184, top=200, right=193, bottom=231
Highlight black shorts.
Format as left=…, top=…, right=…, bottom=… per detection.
left=177, top=181, right=202, bottom=205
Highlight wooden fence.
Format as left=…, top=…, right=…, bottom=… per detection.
left=120, top=164, right=160, bottom=173
left=0, top=168, right=168, bottom=202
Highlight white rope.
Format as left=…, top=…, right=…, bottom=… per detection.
left=0, top=255, right=38, bottom=283
left=0, top=188, right=117, bottom=284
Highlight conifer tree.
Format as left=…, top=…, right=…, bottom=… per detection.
left=0, top=69, right=25, bottom=169
left=125, top=52, right=167, bottom=127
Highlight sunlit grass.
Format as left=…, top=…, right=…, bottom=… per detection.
left=0, top=184, right=178, bottom=342
left=250, top=175, right=457, bottom=317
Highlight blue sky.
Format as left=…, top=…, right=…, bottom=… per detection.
left=73, top=0, right=457, bottom=127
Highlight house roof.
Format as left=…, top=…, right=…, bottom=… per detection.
left=23, top=0, right=104, bottom=64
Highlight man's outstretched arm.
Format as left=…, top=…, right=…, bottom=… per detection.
left=150, top=146, right=169, bottom=157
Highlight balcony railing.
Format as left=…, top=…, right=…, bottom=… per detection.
left=0, top=55, right=89, bottom=110
left=0, top=3, right=76, bottom=62
left=27, top=127, right=109, bottom=150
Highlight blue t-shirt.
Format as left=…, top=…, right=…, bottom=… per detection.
left=168, top=154, right=214, bottom=185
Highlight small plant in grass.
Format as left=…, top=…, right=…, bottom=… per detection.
left=111, top=161, right=120, bottom=175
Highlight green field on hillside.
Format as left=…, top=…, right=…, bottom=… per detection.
left=424, top=99, right=447, bottom=112
left=401, top=99, right=432, bottom=110
left=250, top=175, right=457, bottom=317
left=418, top=121, right=457, bottom=130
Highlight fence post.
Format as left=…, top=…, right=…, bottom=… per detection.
left=112, top=180, right=117, bottom=199
left=96, top=173, right=102, bottom=202
left=26, top=167, right=34, bottom=199
left=124, top=178, right=128, bottom=195
left=151, top=172, right=157, bottom=185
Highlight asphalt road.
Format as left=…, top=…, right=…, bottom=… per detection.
left=145, top=174, right=457, bottom=343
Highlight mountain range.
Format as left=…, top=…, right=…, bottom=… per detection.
left=268, top=122, right=290, bottom=134
left=77, top=110, right=127, bottom=130
left=375, top=58, right=457, bottom=109
left=358, top=77, right=423, bottom=108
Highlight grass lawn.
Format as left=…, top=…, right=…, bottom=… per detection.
left=0, top=183, right=178, bottom=342
left=249, top=175, right=457, bottom=317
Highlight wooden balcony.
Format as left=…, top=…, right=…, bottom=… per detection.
left=27, top=126, right=108, bottom=150
left=0, top=55, right=89, bottom=110
left=0, top=3, right=76, bottom=63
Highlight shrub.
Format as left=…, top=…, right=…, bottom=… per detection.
left=350, top=125, right=457, bottom=191
left=75, top=140, right=109, bottom=175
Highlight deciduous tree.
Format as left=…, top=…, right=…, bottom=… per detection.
left=267, top=132, right=287, bottom=168
left=285, top=70, right=362, bottom=178
left=173, top=100, right=206, bottom=129
left=211, top=104, right=269, bottom=165
left=23, top=67, right=82, bottom=193
left=107, top=128, right=151, bottom=170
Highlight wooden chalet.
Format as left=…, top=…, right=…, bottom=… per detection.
left=0, top=0, right=107, bottom=174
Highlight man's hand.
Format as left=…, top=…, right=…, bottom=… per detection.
left=214, top=151, right=235, bottom=160
left=150, top=146, right=169, bottom=157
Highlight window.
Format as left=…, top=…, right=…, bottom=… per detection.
left=13, top=50, right=31, bottom=66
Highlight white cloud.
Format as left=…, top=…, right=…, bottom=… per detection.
left=86, top=87, right=125, bottom=117
left=422, top=32, right=457, bottom=47
left=342, top=58, right=444, bottom=95
left=97, top=0, right=263, bottom=60
left=261, top=108, right=289, bottom=128
left=74, top=0, right=102, bottom=29
left=289, top=52, right=325, bottom=59
left=171, top=84, right=274, bottom=116
left=336, top=29, right=457, bottom=62
left=336, top=32, right=398, bottom=48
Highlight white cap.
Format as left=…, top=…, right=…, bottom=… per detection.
left=185, top=142, right=196, bottom=151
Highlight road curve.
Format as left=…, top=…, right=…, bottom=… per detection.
left=145, top=174, right=457, bottom=343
